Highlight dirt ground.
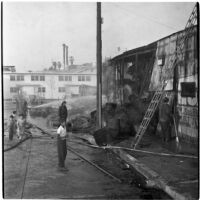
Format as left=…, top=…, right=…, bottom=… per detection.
left=4, top=137, right=138, bottom=199
left=3, top=101, right=172, bottom=199
left=3, top=123, right=170, bottom=199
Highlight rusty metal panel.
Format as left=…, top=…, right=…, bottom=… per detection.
left=149, top=28, right=197, bottom=91
left=177, top=105, right=198, bottom=140
left=149, top=33, right=177, bottom=91
left=177, top=73, right=198, bottom=141
left=148, top=27, right=198, bottom=142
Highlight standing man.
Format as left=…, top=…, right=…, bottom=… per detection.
left=23, top=100, right=28, bottom=120
left=17, top=114, right=26, bottom=140
left=8, top=115, right=15, bottom=141
left=16, top=93, right=28, bottom=120
left=57, top=101, right=68, bottom=171
left=159, top=97, right=172, bottom=142
left=58, top=101, right=68, bottom=125
left=57, top=121, right=68, bottom=171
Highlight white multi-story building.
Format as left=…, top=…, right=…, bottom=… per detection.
left=3, top=66, right=97, bottom=101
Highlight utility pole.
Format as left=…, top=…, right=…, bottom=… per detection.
left=96, top=2, right=102, bottom=128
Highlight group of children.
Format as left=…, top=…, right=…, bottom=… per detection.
left=8, top=111, right=26, bottom=141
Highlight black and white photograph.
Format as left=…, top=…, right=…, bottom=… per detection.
left=1, top=1, right=199, bottom=199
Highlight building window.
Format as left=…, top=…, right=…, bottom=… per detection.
left=10, top=87, right=18, bottom=93
left=38, top=87, right=46, bottom=92
left=58, top=87, right=65, bottom=92
left=10, top=75, right=15, bottom=81
left=31, top=75, right=39, bottom=81
left=40, top=76, right=45, bottom=81
left=59, top=76, right=64, bottom=81
left=86, top=76, right=91, bottom=81
left=181, top=82, right=195, bottom=98
left=16, top=75, right=24, bottom=81
left=65, top=75, right=72, bottom=81
left=78, top=75, right=85, bottom=81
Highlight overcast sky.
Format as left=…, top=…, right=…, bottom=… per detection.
left=3, top=2, right=195, bottom=72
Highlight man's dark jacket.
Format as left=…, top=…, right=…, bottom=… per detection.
left=58, top=105, right=68, bottom=122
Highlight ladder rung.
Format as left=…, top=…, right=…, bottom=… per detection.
left=143, top=117, right=151, bottom=121
left=145, top=112, right=151, bottom=118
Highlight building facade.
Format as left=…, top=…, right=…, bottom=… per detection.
left=111, top=26, right=198, bottom=144
left=3, top=67, right=96, bottom=101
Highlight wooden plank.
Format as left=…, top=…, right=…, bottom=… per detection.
left=110, top=148, right=189, bottom=200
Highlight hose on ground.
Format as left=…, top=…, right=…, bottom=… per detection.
left=5, top=123, right=198, bottom=159
left=4, top=136, right=32, bottom=152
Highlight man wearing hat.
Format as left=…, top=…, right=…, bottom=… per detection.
left=159, top=96, right=172, bottom=142
left=58, top=101, right=68, bottom=125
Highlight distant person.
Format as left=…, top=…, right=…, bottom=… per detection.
left=16, top=95, right=23, bottom=116
left=11, top=111, right=17, bottom=119
left=8, top=115, right=15, bottom=141
left=23, top=100, right=28, bottom=120
left=57, top=121, right=68, bottom=171
left=11, top=111, right=18, bottom=130
left=159, top=97, right=172, bottom=142
left=16, top=94, right=28, bottom=119
left=17, top=114, right=25, bottom=140
left=58, top=101, right=68, bottom=125
left=148, top=107, right=159, bottom=135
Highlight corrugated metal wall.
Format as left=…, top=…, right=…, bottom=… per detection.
left=149, top=27, right=198, bottom=143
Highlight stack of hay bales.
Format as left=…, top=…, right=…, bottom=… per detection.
left=115, top=106, right=135, bottom=137
left=93, top=103, right=118, bottom=146
left=93, top=95, right=150, bottom=146
left=29, top=106, right=57, bottom=118
left=71, top=116, right=91, bottom=131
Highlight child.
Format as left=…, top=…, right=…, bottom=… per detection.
left=17, top=114, right=25, bottom=140
left=11, top=111, right=17, bottom=134
left=8, top=115, right=15, bottom=141
left=11, top=111, right=17, bottom=119
left=57, top=121, right=68, bottom=171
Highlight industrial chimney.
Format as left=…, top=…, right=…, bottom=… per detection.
left=62, top=44, right=66, bottom=70
left=65, top=45, right=68, bottom=70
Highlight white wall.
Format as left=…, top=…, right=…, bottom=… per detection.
left=3, top=72, right=97, bottom=100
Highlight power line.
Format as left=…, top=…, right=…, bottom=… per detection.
left=112, top=4, right=177, bottom=31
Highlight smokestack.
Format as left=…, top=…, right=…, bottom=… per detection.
left=65, top=45, right=68, bottom=70
left=62, top=44, right=66, bottom=70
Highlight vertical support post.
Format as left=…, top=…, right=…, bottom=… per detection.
left=135, top=53, right=138, bottom=72
left=117, top=64, right=120, bottom=101
left=96, top=2, right=102, bottom=128
left=135, top=53, right=138, bottom=94
left=114, top=63, right=117, bottom=103
left=120, top=61, right=123, bottom=105
left=121, top=59, right=124, bottom=104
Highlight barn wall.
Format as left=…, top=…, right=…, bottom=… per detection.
left=149, top=27, right=198, bottom=143
left=149, top=33, right=177, bottom=91
left=111, top=27, right=198, bottom=144
left=176, top=27, right=198, bottom=143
